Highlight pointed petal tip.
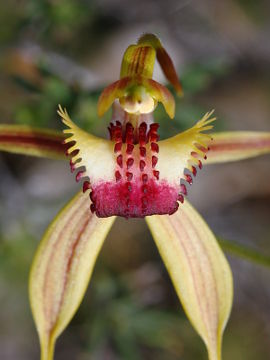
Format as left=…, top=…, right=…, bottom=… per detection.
left=145, top=200, right=233, bottom=360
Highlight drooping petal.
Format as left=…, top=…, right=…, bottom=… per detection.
left=29, top=191, right=115, bottom=360
left=0, top=124, right=66, bottom=159
left=142, top=78, right=175, bottom=119
left=138, top=33, right=183, bottom=96
left=97, top=77, right=133, bottom=117
left=207, top=131, right=270, bottom=164
left=145, top=200, right=233, bottom=360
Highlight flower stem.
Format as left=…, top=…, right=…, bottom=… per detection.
left=218, top=237, right=270, bottom=269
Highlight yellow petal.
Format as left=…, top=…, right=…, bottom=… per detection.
left=29, top=191, right=116, bottom=360
left=142, top=77, right=175, bottom=119
left=158, top=111, right=215, bottom=184
left=207, top=131, right=270, bottom=164
left=0, top=124, right=65, bottom=159
left=58, top=105, right=115, bottom=185
left=97, top=77, right=132, bottom=117
left=145, top=200, right=233, bottom=360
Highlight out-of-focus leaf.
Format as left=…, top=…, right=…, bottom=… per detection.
left=29, top=191, right=115, bottom=360
left=207, top=131, right=270, bottom=164
left=146, top=200, right=233, bottom=360
left=0, top=124, right=66, bottom=159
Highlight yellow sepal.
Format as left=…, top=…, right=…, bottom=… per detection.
left=29, top=191, right=116, bottom=360
left=145, top=200, right=233, bottom=360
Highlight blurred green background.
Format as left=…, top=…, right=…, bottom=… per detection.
left=0, top=0, right=270, bottom=359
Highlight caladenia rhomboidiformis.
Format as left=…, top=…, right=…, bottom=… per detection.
left=0, top=33, right=270, bottom=360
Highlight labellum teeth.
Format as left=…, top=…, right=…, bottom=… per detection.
left=185, top=174, right=193, bottom=185
left=192, top=166, right=197, bottom=176
left=177, top=194, right=184, bottom=203
left=142, top=174, right=148, bottom=183
left=70, top=159, right=76, bottom=173
left=76, top=170, right=85, bottom=182
left=83, top=181, right=91, bottom=193
left=180, top=184, right=187, bottom=195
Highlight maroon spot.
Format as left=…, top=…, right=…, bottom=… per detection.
left=152, top=156, right=158, bottom=168
left=115, top=170, right=122, bottom=182
left=114, top=142, right=122, bottom=153
left=126, top=143, right=134, bottom=154
left=140, top=146, right=146, bottom=157
left=127, top=158, right=134, bottom=169
left=90, top=203, right=96, bottom=213
left=126, top=172, right=133, bottom=181
left=117, top=154, right=123, bottom=168
left=151, top=142, right=159, bottom=153
left=140, top=160, right=146, bottom=171
left=142, top=174, right=148, bottom=183
left=177, top=194, right=184, bottom=203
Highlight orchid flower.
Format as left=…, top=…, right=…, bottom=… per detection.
left=1, top=34, right=270, bottom=360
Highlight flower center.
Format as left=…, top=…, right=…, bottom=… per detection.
left=88, top=112, right=179, bottom=218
